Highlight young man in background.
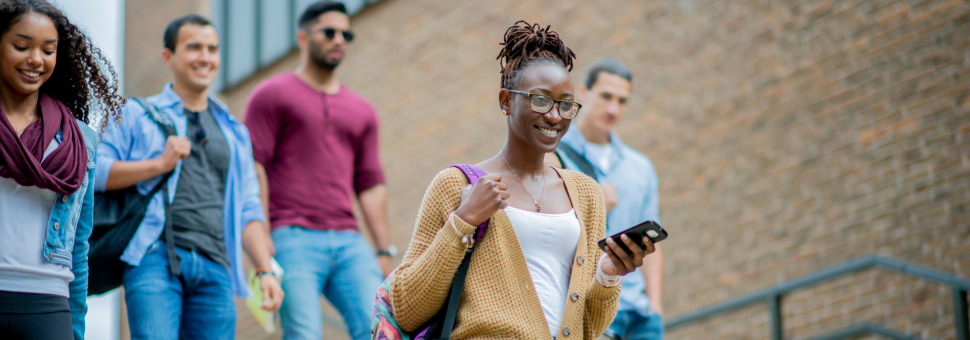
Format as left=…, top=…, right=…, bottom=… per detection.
left=244, top=2, right=391, bottom=339
left=548, top=58, right=666, bottom=340
left=97, top=14, right=282, bottom=339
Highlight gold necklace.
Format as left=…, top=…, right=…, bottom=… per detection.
left=500, top=152, right=546, bottom=212
left=12, top=116, right=38, bottom=136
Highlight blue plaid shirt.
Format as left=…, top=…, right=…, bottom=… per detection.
left=557, top=128, right=660, bottom=316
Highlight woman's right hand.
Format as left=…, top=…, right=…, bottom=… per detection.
left=454, top=173, right=509, bottom=226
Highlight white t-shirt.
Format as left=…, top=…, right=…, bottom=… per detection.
left=503, top=206, right=581, bottom=336
left=0, top=139, right=74, bottom=297
left=583, top=142, right=613, bottom=173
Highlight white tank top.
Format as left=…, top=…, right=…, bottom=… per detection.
left=503, top=206, right=581, bottom=337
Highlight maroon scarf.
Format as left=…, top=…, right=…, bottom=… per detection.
left=0, top=94, right=88, bottom=195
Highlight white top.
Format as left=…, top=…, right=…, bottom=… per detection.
left=504, top=206, right=581, bottom=337
left=584, top=142, right=613, bottom=172
left=0, top=139, right=73, bottom=297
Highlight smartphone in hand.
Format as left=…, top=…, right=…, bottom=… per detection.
left=597, top=220, right=667, bottom=254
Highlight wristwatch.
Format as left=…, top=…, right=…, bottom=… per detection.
left=376, top=245, right=398, bottom=257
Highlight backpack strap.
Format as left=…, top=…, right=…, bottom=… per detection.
left=437, top=164, right=489, bottom=340
left=129, top=97, right=177, bottom=138
left=557, top=142, right=598, bottom=181
left=448, top=164, right=490, bottom=241
left=128, top=97, right=182, bottom=276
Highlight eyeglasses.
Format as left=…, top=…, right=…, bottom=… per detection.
left=311, top=27, right=355, bottom=42
left=185, top=111, right=207, bottom=144
left=505, top=89, right=582, bottom=119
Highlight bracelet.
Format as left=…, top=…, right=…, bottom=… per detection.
left=449, top=213, right=475, bottom=249
left=256, top=270, right=277, bottom=280
left=596, top=264, right=622, bottom=288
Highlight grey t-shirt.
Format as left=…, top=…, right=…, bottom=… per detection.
left=170, top=108, right=231, bottom=268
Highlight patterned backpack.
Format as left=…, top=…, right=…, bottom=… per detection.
left=372, top=164, right=491, bottom=340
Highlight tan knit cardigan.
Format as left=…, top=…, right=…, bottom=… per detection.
left=390, top=167, right=619, bottom=340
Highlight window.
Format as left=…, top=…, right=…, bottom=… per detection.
left=210, top=0, right=378, bottom=92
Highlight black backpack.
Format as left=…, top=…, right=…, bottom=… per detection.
left=88, top=98, right=180, bottom=296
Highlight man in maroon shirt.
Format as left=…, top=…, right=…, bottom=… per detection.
left=243, top=2, right=391, bottom=339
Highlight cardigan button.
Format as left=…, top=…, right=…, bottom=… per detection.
left=61, top=195, right=68, bottom=203
left=563, top=326, right=571, bottom=336
left=570, top=292, right=579, bottom=301
left=54, top=222, right=60, bottom=231
left=49, top=253, right=55, bottom=260
left=577, top=255, right=584, bottom=265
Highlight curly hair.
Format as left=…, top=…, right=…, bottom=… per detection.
left=496, top=20, right=576, bottom=90
left=0, top=0, right=125, bottom=133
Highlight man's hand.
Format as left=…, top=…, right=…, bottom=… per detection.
left=155, top=136, right=191, bottom=171
left=105, top=136, right=191, bottom=191
left=602, top=184, right=618, bottom=214
left=378, top=255, right=393, bottom=278
left=260, top=274, right=284, bottom=312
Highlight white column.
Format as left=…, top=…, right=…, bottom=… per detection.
left=53, top=1, right=126, bottom=340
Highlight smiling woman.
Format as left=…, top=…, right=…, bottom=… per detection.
left=0, top=1, right=124, bottom=339
left=385, top=21, right=658, bottom=340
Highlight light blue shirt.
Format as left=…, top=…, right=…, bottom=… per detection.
left=95, top=84, right=266, bottom=297
left=557, top=128, right=660, bottom=316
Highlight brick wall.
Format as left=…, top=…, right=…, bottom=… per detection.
left=127, top=0, right=970, bottom=339
left=124, top=0, right=209, bottom=97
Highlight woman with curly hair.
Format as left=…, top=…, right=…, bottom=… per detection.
left=388, top=21, right=655, bottom=340
left=0, top=0, right=124, bottom=339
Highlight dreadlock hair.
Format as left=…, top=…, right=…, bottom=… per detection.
left=496, top=20, right=576, bottom=90
left=0, top=0, right=125, bottom=133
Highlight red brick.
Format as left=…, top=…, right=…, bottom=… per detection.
left=119, top=0, right=970, bottom=339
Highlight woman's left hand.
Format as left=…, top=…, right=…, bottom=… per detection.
left=599, top=234, right=656, bottom=276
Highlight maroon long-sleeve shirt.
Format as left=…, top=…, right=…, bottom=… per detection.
left=244, top=73, right=385, bottom=232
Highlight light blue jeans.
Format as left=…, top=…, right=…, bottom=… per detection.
left=273, top=226, right=383, bottom=340
left=605, top=310, right=664, bottom=340
left=123, top=241, right=236, bottom=340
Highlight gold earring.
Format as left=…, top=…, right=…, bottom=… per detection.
left=502, top=110, right=508, bottom=116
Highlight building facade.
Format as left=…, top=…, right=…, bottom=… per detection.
left=122, top=0, right=970, bottom=339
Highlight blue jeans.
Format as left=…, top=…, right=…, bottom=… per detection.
left=123, top=241, right=236, bottom=340
left=273, top=227, right=383, bottom=340
left=605, top=310, right=664, bottom=340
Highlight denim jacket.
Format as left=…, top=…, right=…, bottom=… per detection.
left=37, top=119, right=98, bottom=340
left=95, top=84, right=266, bottom=298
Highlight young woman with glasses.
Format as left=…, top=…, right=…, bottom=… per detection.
left=0, top=0, right=123, bottom=338
left=389, top=21, right=655, bottom=339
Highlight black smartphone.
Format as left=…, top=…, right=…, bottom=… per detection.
left=597, top=220, right=667, bottom=254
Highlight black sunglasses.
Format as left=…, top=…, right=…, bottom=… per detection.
left=312, top=27, right=355, bottom=42
left=185, top=111, right=207, bottom=144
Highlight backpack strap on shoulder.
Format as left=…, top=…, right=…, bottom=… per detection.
left=129, top=97, right=177, bottom=138
left=557, top=142, right=598, bottom=181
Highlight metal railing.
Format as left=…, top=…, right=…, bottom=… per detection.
left=665, top=254, right=970, bottom=340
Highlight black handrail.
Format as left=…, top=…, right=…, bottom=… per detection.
left=801, top=322, right=919, bottom=340
left=665, top=254, right=970, bottom=340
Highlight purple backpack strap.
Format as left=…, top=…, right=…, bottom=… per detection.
left=448, top=164, right=490, bottom=242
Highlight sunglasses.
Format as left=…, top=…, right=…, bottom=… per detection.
left=185, top=111, right=208, bottom=144
left=312, top=27, right=355, bottom=42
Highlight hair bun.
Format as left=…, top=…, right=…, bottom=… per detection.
left=496, top=20, right=576, bottom=89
